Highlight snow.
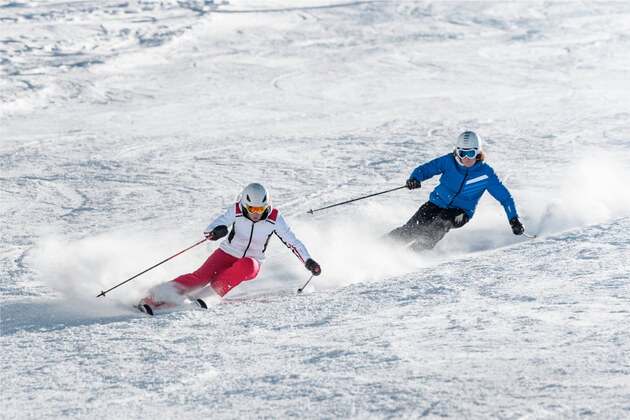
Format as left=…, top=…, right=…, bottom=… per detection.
left=2, top=0, right=630, bottom=418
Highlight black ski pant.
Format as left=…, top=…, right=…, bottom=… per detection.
left=387, top=201, right=469, bottom=250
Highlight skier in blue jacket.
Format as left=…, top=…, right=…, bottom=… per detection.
left=388, top=131, right=525, bottom=250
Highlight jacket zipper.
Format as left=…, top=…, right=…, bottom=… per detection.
left=448, top=169, right=469, bottom=208
left=242, top=222, right=255, bottom=257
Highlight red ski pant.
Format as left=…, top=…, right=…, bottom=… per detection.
left=171, top=248, right=260, bottom=297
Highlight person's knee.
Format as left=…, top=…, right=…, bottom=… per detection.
left=439, top=209, right=468, bottom=228
left=235, top=257, right=260, bottom=279
left=451, top=212, right=469, bottom=228
left=239, top=257, right=259, bottom=270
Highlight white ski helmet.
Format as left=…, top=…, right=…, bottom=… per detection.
left=240, top=183, right=271, bottom=214
left=456, top=131, right=482, bottom=151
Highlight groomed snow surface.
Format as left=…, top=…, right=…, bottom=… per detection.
left=2, top=1, right=629, bottom=418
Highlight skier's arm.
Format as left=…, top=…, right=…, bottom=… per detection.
left=410, top=154, right=450, bottom=182
left=487, top=173, right=518, bottom=220
left=273, top=213, right=313, bottom=264
left=204, top=204, right=237, bottom=239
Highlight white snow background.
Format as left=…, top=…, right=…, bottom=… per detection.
left=2, top=0, right=630, bottom=418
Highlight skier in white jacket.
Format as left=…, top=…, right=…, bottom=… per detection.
left=141, top=183, right=320, bottom=306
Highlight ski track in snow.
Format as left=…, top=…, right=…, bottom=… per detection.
left=2, top=1, right=630, bottom=418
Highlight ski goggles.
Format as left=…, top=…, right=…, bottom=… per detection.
left=246, top=204, right=267, bottom=214
left=457, top=148, right=479, bottom=159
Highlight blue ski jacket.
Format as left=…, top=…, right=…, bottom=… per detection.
left=409, top=153, right=518, bottom=220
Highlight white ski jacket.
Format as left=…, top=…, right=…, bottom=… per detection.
left=204, top=203, right=312, bottom=264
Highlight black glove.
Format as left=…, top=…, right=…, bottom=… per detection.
left=406, top=178, right=421, bottom=190
left=509, top=217, right=524, bottom=235
left=305, top=258, right=321, bottom=276
left=205, top=225, right=228, bottom=240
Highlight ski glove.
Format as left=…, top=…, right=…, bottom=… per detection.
left=509, top=217, right=524, bottom=235
left=205, top=225, right=228, bottom=240
left=305, top=258, right=321, bottom=276
left=406, top=178, right=421, bottom=190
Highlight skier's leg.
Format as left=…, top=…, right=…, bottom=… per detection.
left=169, top=248, right=238, bottom=294
left=441, top=207, right=469, bottom=229
left=386, top=201, right=441, bottom=243
left=140, top=249, right=237, bottom=307
left=411, top=207, right=469, bottom=251
left=411, top=218, right=451, bottom=250
left=211, top=257, right=261, bottom=297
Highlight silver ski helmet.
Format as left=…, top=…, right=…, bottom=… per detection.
left=455, top=131, right=482, bottom=160
left=240, top=183, right=271, bottom=215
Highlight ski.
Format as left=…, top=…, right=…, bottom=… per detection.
left=135, top=298, right=207, bottom=316
left=136, top=303, right=154, bottom=315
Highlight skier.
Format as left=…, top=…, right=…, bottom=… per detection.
left=387, top=131, right=525, bottom=251
left=139, top=183, right=321, bottom=309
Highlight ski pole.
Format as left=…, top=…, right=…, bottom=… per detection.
left=307, top=186, right=406, bottom=214
left=96, top=238, right=208, bottom=298
left=523, top=232, right=537, bottom=239
left=297, top=275, right=314, bottom=294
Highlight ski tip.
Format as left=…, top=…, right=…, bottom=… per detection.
left=136, top=304, right=154, bottom=316
left=196, top=298, right=208, bottom=309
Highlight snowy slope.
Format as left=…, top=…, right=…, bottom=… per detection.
left=2, top=1, right=630, bottom=418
